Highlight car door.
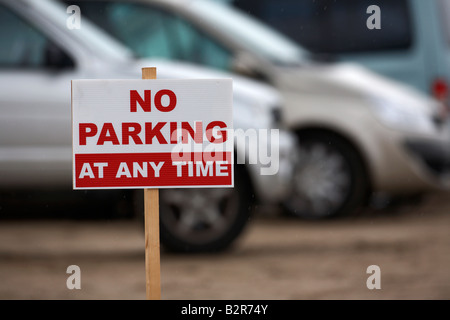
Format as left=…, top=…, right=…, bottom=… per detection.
left=0, top=3, right=76, bottom=187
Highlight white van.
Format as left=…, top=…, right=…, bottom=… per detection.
left=227, top=0, right=450, bottom=108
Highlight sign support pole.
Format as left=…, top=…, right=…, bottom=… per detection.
left=142, top=67, right=161, bottom=300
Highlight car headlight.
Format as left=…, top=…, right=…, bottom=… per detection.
left=370, top=97, right=435, bottom=134
left=234, top=99, right=278, bottom=130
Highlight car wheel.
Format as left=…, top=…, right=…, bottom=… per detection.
left=134, top=165, right=253, bottom=253
left=283, top=132, right=369, bottom=219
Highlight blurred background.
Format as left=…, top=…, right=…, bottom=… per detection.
left=0, top=0, right=449, bottom=299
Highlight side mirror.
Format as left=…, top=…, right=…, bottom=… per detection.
left=44, top=42, right=74, bottom=70
left=231, top=51, right=270, bottom=83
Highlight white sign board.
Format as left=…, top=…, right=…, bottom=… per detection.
left=72, top=79, right=233, bottom=189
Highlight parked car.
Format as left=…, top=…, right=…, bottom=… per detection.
left=224, top=0, right=450, bottom=109
left=0, top=0, right=298, bottom=252
left=63, top=0, right=450, bottom=219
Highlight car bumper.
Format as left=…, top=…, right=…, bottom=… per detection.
left=404, top=138, right=450, bottom=178
left=370, top=126, right=450, bottom=194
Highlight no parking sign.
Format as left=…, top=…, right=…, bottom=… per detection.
left=72, top=78, right=234, bottom=189
left=71, top=68, right=233, bottom=300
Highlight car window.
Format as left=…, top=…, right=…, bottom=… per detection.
left=188, top=0, right=308, bottom=65
left=0, top=4, right=74, bottom=69
left=232, top=0, right=413, bottom=54
left=0, top=4, right=47, bottom=67
left=68, top=1, right=232, bottom=70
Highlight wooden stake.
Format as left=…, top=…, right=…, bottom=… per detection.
left=142, top=67, right=161, bottom=300
left=142, top=67, right=157, bottom=81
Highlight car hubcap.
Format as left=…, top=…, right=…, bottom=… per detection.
left=292, top=142, right=351, bottom=217
left=160, top=188, right=239, bottom=244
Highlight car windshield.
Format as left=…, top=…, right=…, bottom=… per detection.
left=185, top=0, right=309, bottom=65
left=59, top=0, right=309, bottom=68
left=34, top=0, right=135, bottom=62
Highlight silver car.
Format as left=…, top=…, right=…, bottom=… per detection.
left=0, top=0, right=297, bottom=252
left=67, top=0, right=450, bottom=219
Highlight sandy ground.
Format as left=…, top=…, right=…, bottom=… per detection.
left=0, top=191, right=449, bottom=300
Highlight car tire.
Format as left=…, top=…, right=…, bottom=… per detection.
left=133, top=164, right=253, bottom=253
left=283, top=132, right=369, bottom=219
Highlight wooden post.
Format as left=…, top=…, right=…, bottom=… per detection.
left=142, top=67, right=161, bottom=300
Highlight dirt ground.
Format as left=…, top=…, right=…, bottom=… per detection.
left=0, top=191, right=449, bottom=300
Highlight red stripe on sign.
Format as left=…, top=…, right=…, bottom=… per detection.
left=74, top=152, right=232, bottom=188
